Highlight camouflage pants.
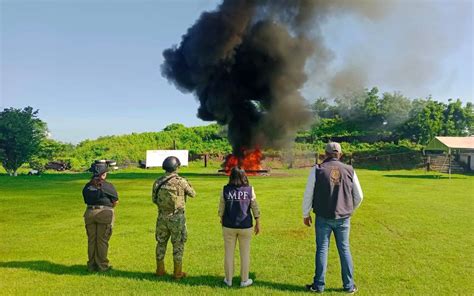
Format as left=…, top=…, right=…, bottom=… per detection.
left=155, top=212, right=187, bottom=262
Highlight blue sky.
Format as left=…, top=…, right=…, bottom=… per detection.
left=1, top=0, right=473, bottom=143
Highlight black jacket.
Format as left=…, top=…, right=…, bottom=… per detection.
left=83, top=181, right=118, bottom=206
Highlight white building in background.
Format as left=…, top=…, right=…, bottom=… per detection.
left=424, top=136, right=474, bottom=171
left=145, top=150, right=189, bottom=168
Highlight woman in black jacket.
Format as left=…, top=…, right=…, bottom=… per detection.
left=82, top=161, right=118, bottom=272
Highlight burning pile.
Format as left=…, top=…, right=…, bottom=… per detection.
left=219, top=148, right=266, bottom=175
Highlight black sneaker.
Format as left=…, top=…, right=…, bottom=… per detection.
left=305, top=284, right=323, bottom=293
left=344, top=285, right=357, bottom=294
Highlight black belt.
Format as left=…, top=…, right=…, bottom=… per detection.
left=87, top=205, right=113, bottom=209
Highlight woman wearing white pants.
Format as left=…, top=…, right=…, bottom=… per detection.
left=218, top=167, right=260, bottom=287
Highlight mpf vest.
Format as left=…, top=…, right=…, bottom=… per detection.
left=222, top=185, right=253, bottom=229
left=313, top=158, right=355, bottom=219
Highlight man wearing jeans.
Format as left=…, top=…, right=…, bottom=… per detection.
left=302, top=142, right=363, bottom=294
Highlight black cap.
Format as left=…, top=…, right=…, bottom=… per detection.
left=162, top=156, right=181, bottom=173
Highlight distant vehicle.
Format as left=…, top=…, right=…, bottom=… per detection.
left=45, top=161, right=69, bottom=171
left=28, top=169, right=40, bottom=175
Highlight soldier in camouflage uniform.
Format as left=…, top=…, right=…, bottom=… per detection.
left=152, top=156, right=196, bottom=279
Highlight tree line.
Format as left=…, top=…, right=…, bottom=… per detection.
left=1, top=89, right=472, bottom=174
left=301, top=87, right=473, bottom=145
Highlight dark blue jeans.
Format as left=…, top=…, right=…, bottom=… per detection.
left=313, top=216, right=354, bottom=291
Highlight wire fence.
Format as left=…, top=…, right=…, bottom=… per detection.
left=192, top=150, right=427, bottom=170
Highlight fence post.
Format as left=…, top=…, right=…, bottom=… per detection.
left=448, top=151, right=452, bottom=179
left=427, top=155, right=431, bottom=172
left=204, top=154, right=208, bottom=168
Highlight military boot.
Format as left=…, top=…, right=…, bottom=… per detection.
left=173, top=260, right=187, bottom=279
left=156, top=260, right=166, bottom=276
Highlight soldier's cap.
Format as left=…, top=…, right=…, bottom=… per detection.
left=90, top=162, right=109, bottom=176
left=325, top=142, right=342, bottom=154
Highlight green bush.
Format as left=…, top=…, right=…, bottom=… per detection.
left=52, top=123, right=426, bottom=171
left=28, top=157, right=48, bottom=173
left=64, top=124, right=231, bottom=169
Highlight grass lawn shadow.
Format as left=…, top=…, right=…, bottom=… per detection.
left=382, top=174, right=465, bottom=179
left=0, top=260, right=307, bottom=292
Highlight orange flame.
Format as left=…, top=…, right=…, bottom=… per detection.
left=222, top=148, right=262, bottom=175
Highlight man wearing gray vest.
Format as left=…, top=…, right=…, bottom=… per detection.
left=302, top=142, right=363, bottom=294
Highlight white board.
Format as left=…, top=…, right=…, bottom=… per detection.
left=145, top=150, right=189, bottom=168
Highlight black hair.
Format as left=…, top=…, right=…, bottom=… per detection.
left=228, top=167, right=249, bottom=187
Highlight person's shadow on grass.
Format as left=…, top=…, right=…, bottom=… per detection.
left=0, top=260, right=336, bottom=292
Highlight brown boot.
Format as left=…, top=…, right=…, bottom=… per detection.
left=173, top=260, right=187, bottom=279
left=156, top=260, right=166, bottom=276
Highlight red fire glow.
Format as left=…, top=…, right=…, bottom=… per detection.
left=222, top=148, right=263, bottom=175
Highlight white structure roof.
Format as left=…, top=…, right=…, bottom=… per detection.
left=425, top=136, right=474, bottom=151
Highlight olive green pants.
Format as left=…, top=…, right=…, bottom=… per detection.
left=84, top=208, right=114, bottom=271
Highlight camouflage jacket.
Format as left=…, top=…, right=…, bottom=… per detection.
left=152, top=172, right=196, bottom=215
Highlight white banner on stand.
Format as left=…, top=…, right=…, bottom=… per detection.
left=145, top=150, right=189, bottom=168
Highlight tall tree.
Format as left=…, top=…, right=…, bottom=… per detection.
left=399, top=98, right=473, bottom=144
left=400, top=99, right=445, bottom=144
left=442, top=99, right=474, bottom=136
left=379, top=92, right=412, bottom=129
left=311, top=97, right=332, bottom=121
left=0, top=107, right=47, bottom=175
left=333, top=90, right=365, bottom=120
left=362, top=87, right=381, bottom=119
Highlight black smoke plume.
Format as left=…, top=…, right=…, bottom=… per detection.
left=161, top=0, right=317, bottom=154
left=162, top=0, right=467, bottom=153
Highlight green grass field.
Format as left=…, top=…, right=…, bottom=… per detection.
left=0, top=167, right=473, bottom=295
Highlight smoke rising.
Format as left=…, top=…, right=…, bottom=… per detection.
left=162, top=0, right=470, bottom=152
left=162, top=0, right=319, bottom=154
left=303, top=0, right=472, bottom=98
